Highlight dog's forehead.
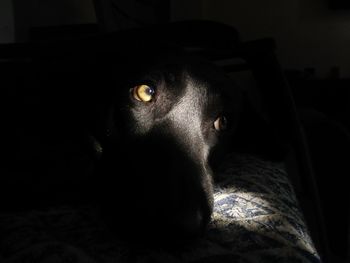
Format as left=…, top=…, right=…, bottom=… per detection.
left=182, top=71, right=221, bottom=106
left=150, top=58, right=230, bottom=93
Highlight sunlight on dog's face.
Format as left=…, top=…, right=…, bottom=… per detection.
left=98, top=56, right=241, bottom=242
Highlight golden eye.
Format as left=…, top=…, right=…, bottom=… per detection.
left=132, top=85, right=155, bottom=102
left=214, top=116, right=227, bottom=131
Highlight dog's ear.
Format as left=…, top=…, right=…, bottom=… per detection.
left=82, top=134, right=103, bottom=160
left=89, top=101, right=120, bottom=147
left=80, top=111, right=113, bottom=162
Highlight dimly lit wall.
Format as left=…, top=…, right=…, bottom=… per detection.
left=9, top=0, right=96, bottom=41
left=172, top=0, right=350, bottom=78
left=2, top=0, right=350, bottom=78
left=0, top=0, right=15, bottom=43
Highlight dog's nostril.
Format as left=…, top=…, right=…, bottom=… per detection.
left=174, top=209, right=205, bottom=237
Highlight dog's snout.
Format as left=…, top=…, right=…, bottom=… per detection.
left=148, top=135, right=213, bottom=238
left=100, top=123, right=214, bottom=241
left=172, top=209, right=205, bottom=238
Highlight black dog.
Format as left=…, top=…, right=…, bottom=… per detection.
left=4, top=38, right=245, bottom=241
left=4, top=36, right=284, bottom=243
left=90, top=47, right=243, bottom=241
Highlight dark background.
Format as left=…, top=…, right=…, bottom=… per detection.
left=0, top=0, right=349, bottom=262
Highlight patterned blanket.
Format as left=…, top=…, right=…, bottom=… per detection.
left=0, top=154, right=320, bottom=262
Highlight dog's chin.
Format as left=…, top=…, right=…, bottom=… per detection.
left=98, top=190, right=211, bottom=244
left=97, top=140, right=214, bottom=243
left=101, top=210, right=209, bottom=246
left=98, top=183, right=211, bottom=245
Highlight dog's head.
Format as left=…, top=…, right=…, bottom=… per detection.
left=94, top=49, right=242, bottom=241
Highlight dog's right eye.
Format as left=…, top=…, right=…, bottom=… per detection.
left=132, top=85, right=155, bottom=102
left=214, top=116, right=228, bottom=132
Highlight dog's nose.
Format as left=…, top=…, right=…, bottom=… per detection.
left=178, top=210, right=203, bottom=236
left=170, top=209, right=207, bottom=238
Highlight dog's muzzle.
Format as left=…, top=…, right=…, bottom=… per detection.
left=99, top=130, right=214, bottom=241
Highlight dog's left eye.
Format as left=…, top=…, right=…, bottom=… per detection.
left=214, top=116, right=227, bottom=132
left=132, top=85, right=155, bottom=102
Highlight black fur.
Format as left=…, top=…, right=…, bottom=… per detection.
left=3, top=37, right=287, bottom=244
left=3, top=41, right=249, bottom=241
left=91, top=50, right=243, bottom=241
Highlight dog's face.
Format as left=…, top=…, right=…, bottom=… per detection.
left=96, top=53, right=241, bottom=241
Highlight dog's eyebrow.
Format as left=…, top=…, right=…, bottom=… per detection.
left=162, top=72, right=177, bottom=83
left=143, top=69, right=178, bottom=82
left=136, top=72, right=162, bottom=84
